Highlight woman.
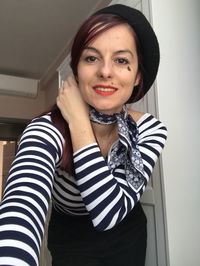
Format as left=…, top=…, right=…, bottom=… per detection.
left=0, top=4, right=167, bottom=266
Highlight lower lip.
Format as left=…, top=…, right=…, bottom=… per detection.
left=94, top=89, right=116, bottom=96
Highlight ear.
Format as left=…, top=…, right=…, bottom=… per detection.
left=134, top=72, right=141, bottom=87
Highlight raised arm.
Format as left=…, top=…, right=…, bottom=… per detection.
left=56, top=77, right=167, bottom=232
left=73, top=114, right=167, bottom=231
left=0, top=115, right=63, bottom=266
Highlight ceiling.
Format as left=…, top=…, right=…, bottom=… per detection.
left=0, top=0, right=111, bottom=82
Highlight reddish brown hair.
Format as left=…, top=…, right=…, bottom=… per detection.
left=48, top=14, right=144, bottom=174
left=70, top=14, right=144, bottom=101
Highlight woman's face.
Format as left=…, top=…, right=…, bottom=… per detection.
left=77, top=23, right=140, bottom=114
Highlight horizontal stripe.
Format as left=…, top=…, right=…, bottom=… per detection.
left=0, top=112, right=167, bottom=264
left=0, top=257, right=30, bottom=266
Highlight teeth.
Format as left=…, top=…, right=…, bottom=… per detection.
left=95, top=87, right=115, bottom=92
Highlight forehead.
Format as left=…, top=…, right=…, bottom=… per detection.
left=89, top=23, right=136, bottom=50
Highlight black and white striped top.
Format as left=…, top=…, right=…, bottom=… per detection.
left=0, top=113, right=167, bottom=266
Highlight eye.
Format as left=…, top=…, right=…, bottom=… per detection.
left=115, top=58, right=130, bottom=65
left=84, top=56, right=98, bottom=63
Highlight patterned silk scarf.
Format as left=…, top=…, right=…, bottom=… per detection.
left=89, top=106, right=145, bottom=193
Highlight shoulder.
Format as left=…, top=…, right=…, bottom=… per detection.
left=17, top=113, right=65, bottom=162
left=29, top=113, right=60, bottom=132
left=128, top=108, right=167, bottom=138
left=128, top=108, right=145, bottom=123
left=24, top=113, right=65, bottom=144
left=30, top=113, right=53, bottom=125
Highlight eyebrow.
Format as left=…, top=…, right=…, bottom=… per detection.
left=83, top=46, right=134, bottom=57
left=114, top=49, right=134, bottom=57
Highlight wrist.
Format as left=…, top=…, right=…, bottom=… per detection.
left=69, top=119, right=96, bottom=152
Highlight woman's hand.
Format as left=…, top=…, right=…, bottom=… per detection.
left=56, top=76, right=89, bottom=125
left=57, top=75, right=96, bottom=151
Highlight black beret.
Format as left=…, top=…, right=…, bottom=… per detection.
left=95, top=4, right=160, bottom=101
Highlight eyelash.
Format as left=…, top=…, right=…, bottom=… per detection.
left=83, top=55, right=130, bottom=65
left=114, top=58, right=130, bottom=65
left=84, top=56, right=98, bottom=63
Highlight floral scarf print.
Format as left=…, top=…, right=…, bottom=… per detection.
left=89, top=106, right=145, bottom=192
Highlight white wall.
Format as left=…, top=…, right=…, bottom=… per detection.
left=151, top=1, right=200, bottom=265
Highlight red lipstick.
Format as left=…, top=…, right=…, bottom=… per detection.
left=93, top=84, right=117, bottom=96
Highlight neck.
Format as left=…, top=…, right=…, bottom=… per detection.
left=92, top=122, right=117, bottom=139
left=92, top=122, right=118, bottom=158
left=89, top=105, right=126, bottom=143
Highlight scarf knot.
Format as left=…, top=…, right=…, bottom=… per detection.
left=89, top=106, right=145, bottom=192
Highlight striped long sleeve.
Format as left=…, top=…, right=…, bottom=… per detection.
left=0, top=112, right=167, bottom=265
left=73, top=113, right=167, bottom=231
left=0, top=115, right=64, bottom=266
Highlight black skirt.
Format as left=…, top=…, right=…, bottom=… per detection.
left=48, top=202, right=147, bottom=266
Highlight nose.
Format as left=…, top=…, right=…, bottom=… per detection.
left=97, top=60, right=113, bottom=79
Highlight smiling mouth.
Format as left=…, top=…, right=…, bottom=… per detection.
left=93, top=85, right=117, bottom=96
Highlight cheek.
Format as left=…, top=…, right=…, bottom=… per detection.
left=77, top=65, right=93, bottom=84
left=119, top=71, right=136, bottom=88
